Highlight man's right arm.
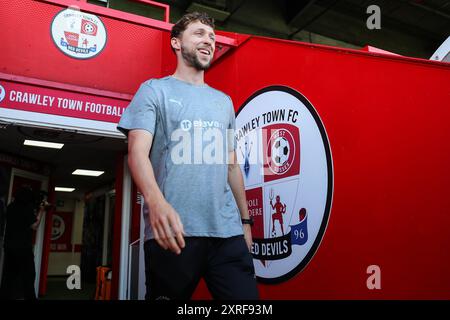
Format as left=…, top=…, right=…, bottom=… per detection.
left=127, top=129, right=185, bottom=254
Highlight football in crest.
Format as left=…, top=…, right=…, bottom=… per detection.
left=271, top=136, right=290, bottom=166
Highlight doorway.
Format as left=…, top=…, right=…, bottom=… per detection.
left=0, top=124, right=127, bottom=299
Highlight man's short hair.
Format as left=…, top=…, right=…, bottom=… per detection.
left=171, top=12, right=215, bottom=39
left=170, top=12, right=215, bottom=52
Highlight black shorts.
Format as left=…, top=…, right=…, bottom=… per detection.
left=144, top=235, right=259, bottom=300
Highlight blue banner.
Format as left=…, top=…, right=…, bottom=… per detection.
left=290, top=216, right=308, bottom=245
left=60, top=39, right=96, bottom=53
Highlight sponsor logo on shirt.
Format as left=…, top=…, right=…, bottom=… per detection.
left=180, top=119, right=225, bottom=130
left=172, top=118, right=230, bottom=164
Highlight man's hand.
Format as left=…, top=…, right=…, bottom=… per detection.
left=40, top=200, right=50, bottom=210
left=31, top=203, right=46, bottom=230
left=148, top=200, right=185, bottom=254
left=243, top=224, right=253, bottom=252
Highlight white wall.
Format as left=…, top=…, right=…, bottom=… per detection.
left=47, top=196, right=85, bottom=276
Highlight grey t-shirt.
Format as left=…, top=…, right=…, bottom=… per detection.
left=118, top=76, right=243, bottom=240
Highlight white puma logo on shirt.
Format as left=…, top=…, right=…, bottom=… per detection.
left=169, top=98, right=182, bottom=107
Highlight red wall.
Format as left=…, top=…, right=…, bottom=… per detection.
left=0, top=0, right=163, bottom=94
left=205, top=37, right=450, bottom=299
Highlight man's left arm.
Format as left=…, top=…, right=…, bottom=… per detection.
left=228, top=150, right=253, bottom=251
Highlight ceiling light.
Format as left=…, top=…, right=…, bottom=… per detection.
left=24, top=139, right=64, bottom=149
left=55, top=187, right=75, bottom=192
left=72, top=169, right=104, bottom=177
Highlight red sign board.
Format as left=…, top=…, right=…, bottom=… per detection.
left=0, top=80, right=128, bottom=123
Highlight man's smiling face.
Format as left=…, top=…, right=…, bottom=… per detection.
left=178, top=20, right=216, bottom=71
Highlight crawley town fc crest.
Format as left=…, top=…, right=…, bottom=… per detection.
left=236, top=86, right=333, bottom=284
left=51, top=8, right=107, bottom=59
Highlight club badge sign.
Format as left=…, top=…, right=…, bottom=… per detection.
left=51, top=8, right=107, bottom=59
left=235, top=86, right=333, bottom=284
left=50, top=212, right=73, bottom=252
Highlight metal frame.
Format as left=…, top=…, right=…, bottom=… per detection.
left=118, top=155, right=132, bottom=300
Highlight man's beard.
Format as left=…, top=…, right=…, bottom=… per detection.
left=181, top=45, right=212, bottom=71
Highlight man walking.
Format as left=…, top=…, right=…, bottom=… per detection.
left=118, top=12, right=258, bottom=300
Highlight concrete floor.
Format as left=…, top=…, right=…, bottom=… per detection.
left=39, top=277, right=96, bottom=300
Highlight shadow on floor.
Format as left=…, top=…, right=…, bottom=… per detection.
left=40, top=276, right=96, bottom=300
